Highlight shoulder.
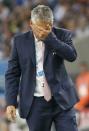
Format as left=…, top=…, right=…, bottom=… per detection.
left=14, top=30, right=31, bottom=41
left=53, top=26, right=74, bottom=39
left=12, top=30, right=31, bottom=48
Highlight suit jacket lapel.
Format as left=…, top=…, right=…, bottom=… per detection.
left=43, top=44, right=48, bottom=66
left=28, top=30, right=36, bottom=67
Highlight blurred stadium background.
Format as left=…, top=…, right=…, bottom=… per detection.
left=0, top=0, right=89, bottom=131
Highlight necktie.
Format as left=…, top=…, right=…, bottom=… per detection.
left=42, top=41, right=52, bottom=102
left=42, top=79, right=52, bottom=102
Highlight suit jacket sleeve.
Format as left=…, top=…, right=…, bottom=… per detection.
left=43, top=30, right=77, bottom=62
left=5, top=37, right=21, bottom=108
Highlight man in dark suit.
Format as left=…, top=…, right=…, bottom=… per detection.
left=5, top=5, right=79, bottom=131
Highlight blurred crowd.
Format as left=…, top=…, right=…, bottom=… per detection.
left=0, top=0, right=89, bottom=50
left=0, top=0, right=89, bottom=131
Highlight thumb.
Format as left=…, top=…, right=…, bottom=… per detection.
left=12, top=108, right=16, bottom=118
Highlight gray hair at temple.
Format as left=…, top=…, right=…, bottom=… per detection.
left=31, top=5, right=54, bottom=24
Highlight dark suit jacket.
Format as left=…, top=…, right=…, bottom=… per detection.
left=5, top=27, right=79, bottom=118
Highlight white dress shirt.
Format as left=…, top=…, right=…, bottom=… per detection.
left=34, top=35, right=47, bottom=96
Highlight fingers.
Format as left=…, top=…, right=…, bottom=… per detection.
left=36, top=26, right=51, bottom=39
left=32, top=23, right=51, bottom=32
left=6, top=106, right=16, bottom=122
left=31, top=23, right=52, bottom=40
left=7, top=112, right=16, bottom=122
left=35, top=24, right=52, bottom=33
left=7, top=112, right=15, bottom=122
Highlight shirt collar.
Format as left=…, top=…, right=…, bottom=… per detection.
left=34, top=34, right=40, bottom=43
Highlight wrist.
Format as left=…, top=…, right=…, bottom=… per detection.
left=43, top=32, right=54, bottom=43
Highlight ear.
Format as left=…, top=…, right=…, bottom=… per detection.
left=28, top=20, right=32, bottom=29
